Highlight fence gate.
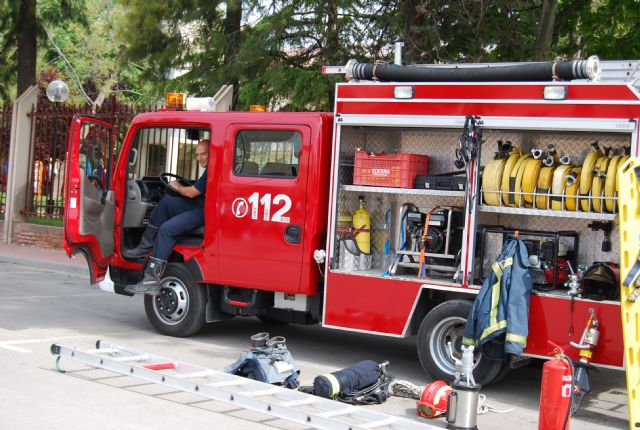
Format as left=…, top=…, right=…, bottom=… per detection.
left=24, top=95, right=150, bottom=224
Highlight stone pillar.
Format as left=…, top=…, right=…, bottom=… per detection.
left=3, top=85, right=38, bottom=244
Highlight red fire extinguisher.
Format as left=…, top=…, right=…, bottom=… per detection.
left=539, top=342, right=574, bottom=430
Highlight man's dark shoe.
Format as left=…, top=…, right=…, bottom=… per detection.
left=124, top=257, right=167, bottom=295
left=123, top=225, right=159, bottom=259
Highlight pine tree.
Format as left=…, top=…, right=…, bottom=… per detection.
left=0, top=0, right=86, bottom=101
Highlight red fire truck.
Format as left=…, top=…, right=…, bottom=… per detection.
left=63, top=58, right=638, bottom=386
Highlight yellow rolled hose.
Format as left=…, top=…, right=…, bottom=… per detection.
left=579, top=147, right=604, bottom=211
left=615, top=155, right=630, bottom=212
left=535, top=166, right=556, bottom=209
left=551, top=165, right=573, bottom=211
left=482, top=158, right=506, bottom=206
left=520, top=158, right=543, bottom=207
left=506, top=154, right=531, bottom=207
left=590, top=156, right=610, bottom=213
left=565, top=167, right=582, bottom=211
left=604, top=155, right=623, bottom=212
left=501, top=150, right=522, bottom=206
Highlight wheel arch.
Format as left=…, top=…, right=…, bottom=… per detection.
left=406, top=288, right=478, bottom=336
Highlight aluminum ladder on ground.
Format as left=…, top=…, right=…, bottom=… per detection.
left=50, top=340, right=436, bottom=430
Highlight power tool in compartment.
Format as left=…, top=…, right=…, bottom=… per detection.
left=524, top=238, right=574, bottom=290
left=391, top=206, right=463, bottom=277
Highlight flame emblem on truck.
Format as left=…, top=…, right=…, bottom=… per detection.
left=231, top=197, right=249, bottom=218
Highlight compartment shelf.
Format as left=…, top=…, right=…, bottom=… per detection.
left=477, top=204, right=616, bottom=220
left=340, top=184, right=466, bottom=197
left=330, top=268, right=464, bottom=287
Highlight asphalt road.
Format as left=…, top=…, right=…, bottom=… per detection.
left=0, top=260, right=629, bottom=429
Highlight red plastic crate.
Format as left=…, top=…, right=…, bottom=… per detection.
left=353, top=151, right=429, bottom=188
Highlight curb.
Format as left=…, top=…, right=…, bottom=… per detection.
left=0, top=255, right=88, bottom=276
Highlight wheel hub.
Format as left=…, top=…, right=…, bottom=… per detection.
left=152, top=277, right=189, bottom=325
left=156, top=288, right=178, bottom=316
left=430, top=316, right=482, bottom=375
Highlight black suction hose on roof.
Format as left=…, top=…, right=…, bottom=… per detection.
left=348, top=56, right=600, bottom=82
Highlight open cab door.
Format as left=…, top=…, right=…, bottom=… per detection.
left=63, top=115, right=115, bottom=284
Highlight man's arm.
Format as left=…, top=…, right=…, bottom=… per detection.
left=169, top=181, right=202, bottom=198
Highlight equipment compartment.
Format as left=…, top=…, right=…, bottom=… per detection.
left=473, top=128, right=630, bottom=296
left=332, top=126, right=466, bottom=283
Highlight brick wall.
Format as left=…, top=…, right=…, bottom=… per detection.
left=11, top=222, right=63, bottom=249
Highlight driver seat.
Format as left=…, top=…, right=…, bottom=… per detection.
left=175, top=226, right=205, bottom=246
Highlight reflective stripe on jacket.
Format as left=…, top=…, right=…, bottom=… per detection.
left=463, top=238, right=532, bottom=357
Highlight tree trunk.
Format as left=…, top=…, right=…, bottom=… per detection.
left=400, top=0, right=423, bottom=64
left=324, top=0, right=339, bottom=63
left=324, top=0, right=339, bottom=107
left=17, top=0, right=37, bottom=96
left=533, top=0, right=558, bottom=61
left=224, top=0, right=241, bottom=109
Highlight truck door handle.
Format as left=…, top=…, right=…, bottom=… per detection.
left=285, top=225, right=301, bottom=244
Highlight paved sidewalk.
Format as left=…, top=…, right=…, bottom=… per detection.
left=0, top=243, right=88, bottom=275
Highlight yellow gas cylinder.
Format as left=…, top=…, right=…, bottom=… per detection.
left=352, top=196, right=371, bottom=254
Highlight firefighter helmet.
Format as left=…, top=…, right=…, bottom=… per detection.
left=416, top=380, right=452, bottom=418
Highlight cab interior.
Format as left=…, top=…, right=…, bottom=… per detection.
left=121, top=127, right=210, bottom=258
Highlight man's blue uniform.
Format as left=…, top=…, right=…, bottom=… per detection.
left=149, top=169, right=207, bottom=260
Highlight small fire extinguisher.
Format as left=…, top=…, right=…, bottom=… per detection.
left=538, top=342, right=574, bottom=430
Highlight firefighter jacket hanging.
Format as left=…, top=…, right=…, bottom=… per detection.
left=462, top=237, right=533, bottom=359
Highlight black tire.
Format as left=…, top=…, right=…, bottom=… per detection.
left=417, top=299, right=504, bottom=386
left=144, top=262, right=206, bottom=337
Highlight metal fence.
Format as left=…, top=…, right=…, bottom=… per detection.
left=0, top=106, right=11, bottom=217
left=24, top=94, right=152, bottom=221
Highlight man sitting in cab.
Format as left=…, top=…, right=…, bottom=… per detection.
left=124, top=139, right=209, bottom=295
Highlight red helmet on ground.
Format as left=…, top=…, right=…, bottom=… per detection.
left=416, top=380, right=452, bottom=418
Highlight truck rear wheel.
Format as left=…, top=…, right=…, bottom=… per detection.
left=417, top=300, right=504, bottom=386
left=144, top=262, right=206, bottom=337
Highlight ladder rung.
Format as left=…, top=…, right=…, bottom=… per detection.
left=86, top=347, right=117, bottom=354
left=238, top=387, right=281, bottom=397
left=207, top=379, right=248, bottom=388
left=142, top=362, right=177, bottom=371
left=359, top=417, right=397, bottom=429
left=318, top=407, right=353, bottom=418
left=174, top=370, right=217, bottom=379
left=281, top=398, right=318, bottom=407
left=113, top=354, right=150, bottom=363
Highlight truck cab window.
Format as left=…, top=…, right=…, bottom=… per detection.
left=79, top=122, right=112, bottom=190
left=234, top=130, right=301, bottom=178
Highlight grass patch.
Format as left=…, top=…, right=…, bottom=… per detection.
left=26, top=216, right=63, bottom=227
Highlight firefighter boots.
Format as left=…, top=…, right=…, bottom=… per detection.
left=125, top=257, right=167, bottom=295
left=124, top=225, right=159, bottom=259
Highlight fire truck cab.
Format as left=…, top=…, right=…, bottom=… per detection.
left=64, top=59, right=639, bottom=386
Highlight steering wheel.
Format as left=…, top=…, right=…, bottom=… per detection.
left=159, top=172, right=191, bottom=197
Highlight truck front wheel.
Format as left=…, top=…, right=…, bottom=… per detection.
left=417, top=300, right=504, bottom=386
left=144, top=262, right=206, bottom=337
